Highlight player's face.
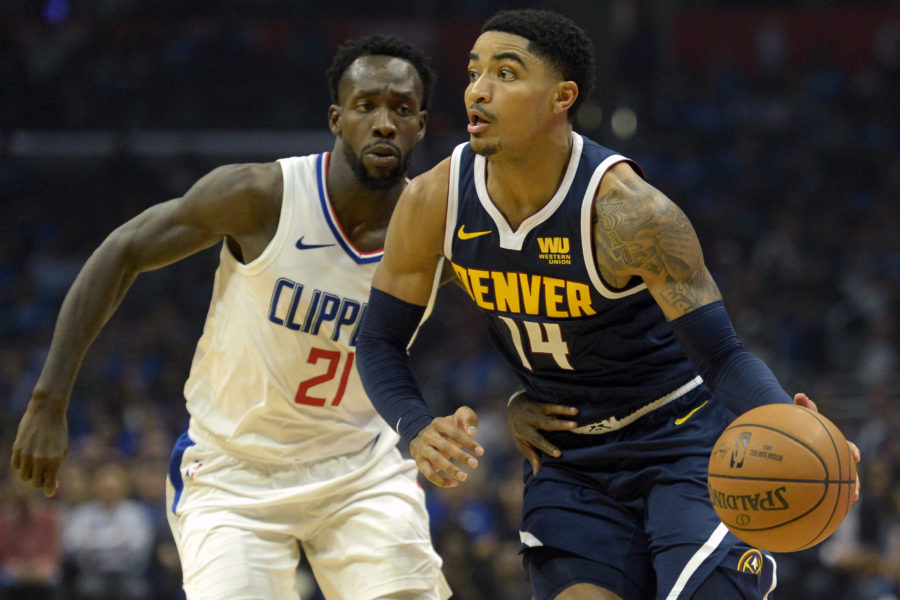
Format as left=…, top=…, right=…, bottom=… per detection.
left=331, top=56, right=427, bottom=190
left=465, top=31, right=565, bottom=157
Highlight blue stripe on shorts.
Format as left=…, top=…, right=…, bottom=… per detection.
left=168, top=431, right=196, bottom=514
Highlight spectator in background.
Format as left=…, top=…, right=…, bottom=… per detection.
left=0, top=476, right=63, bottom=600
left=62, top=462, right=154, bottom=600
left=819, top=456, right=900, bottom=599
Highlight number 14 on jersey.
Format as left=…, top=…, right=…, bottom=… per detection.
left=498, top=316, right=574, bottom=371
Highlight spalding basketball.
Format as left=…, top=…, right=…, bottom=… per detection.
left=708, top=403, right=856, bottom=553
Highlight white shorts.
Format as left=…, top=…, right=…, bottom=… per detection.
left=166, top=432, right=451, bottom=600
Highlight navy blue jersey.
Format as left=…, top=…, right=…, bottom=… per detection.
left=444, top=133, right=697, bottom=429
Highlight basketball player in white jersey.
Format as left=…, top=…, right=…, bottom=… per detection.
left=11, top=35, right=451, bottom=600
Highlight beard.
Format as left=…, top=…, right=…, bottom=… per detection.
left=469, top=135, right=500, bottom=157
left=343, top=143, right=411, bottom=191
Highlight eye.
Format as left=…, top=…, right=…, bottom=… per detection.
left=396, top=104, right=414, bottom=116
left=467, top=69, right=479, bottom=83
left=355, top=100, right=372, bottom=112
left=499, top=67, right=516, bottom=81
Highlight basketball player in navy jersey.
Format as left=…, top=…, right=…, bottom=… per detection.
left=356, top=9, right=860, bottom=600
left=11, top=36, right=451, bottom=600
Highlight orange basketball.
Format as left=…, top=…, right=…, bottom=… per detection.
left=707, top=403, right=856, bottom=553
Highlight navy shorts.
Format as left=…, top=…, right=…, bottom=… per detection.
left=519, top=386, right=777, bottom=600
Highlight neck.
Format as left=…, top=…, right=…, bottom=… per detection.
left=325, top=145, right=404, bottom=248
left=485, top=128, right=574, bottom=228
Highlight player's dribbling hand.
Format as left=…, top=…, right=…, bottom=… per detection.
left=794, top=392, right=861, bottom=502
left=10, top=400, right=69, bottom=497
left=507, top=390, right=578, bottom=476
left=409, top=406, right=484, bottom=488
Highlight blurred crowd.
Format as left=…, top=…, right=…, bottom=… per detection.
left=1, top=2, right=898, bottom=599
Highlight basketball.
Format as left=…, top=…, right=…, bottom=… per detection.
left=707, top=403, right=856, bottom=553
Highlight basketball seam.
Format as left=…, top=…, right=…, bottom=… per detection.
left=802, top=410, right=849, bottom=549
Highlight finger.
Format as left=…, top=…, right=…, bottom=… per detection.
left=10, top=448, right=21, bottom=470
left=434, top=418, right=484, bottom=458
left=517, top=443, right=542, bottom=476
left=417, top=457, right=458, bottom=488
left=435, top=435, right=480, bottom=471
left=847, top=441, right=861, bottom=462
left=425, top=451, right=469, bottom=483
left=454, top=406, right=479, bottom=437
left=43, top=477, right=60, bottom=498
left=17, top=454, right=34, bottom=482
left=536, top=404, right=579, bottom=418
left=516, top=426, right=561, bottom=457
left=529, top=435, right=561, bottom=457
left=419, top=435, right=476, bottom=479
left=39, top=463, right=60, bottom=497
left=793, top=392, right=818, bottom=412
left=847, top=441, right=861, bottom=502
left=536, top=416, right=579, bottom=432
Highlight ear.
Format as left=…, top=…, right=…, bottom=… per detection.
left=416, top=110, right=428, bottom=142
left=328, top=105, right=341, bottom=135
left=553, top=81, right=578, bottom=116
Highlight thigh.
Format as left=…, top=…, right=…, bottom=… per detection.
left=303, top=458, right=450, bottom=600
left=169, top=506, right=301, bottom=600
left=520, top=475, right=655, bottom=600
left=557, top=584, right=624, bottom=600
left=523, top=547, right=643, bottom=600
left=165, top=446, right=302, bottom=600
left=645, top=401, right=775, bottom=599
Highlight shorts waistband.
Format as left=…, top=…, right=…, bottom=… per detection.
left=571, top=375, right=704, bottom=435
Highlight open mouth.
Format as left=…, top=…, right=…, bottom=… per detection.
left=467, top=112, right=491, bottom=134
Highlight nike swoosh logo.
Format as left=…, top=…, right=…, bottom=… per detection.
left=457, top=225, right=492, bottom=240
left=296, top=236, right=335, bottom=250
left=674, top=400, right=708, bottom=426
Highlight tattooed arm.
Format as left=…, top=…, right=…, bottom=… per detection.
left=592, top=161, right=720, bottom=320
left=592, top=161, right=795, bottom=413
left=11, top=162, right=283, bottom=496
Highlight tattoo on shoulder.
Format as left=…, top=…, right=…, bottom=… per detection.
left=593, top=176, right=719, bottom=311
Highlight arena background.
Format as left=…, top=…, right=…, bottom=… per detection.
left=1, top=1, right=898, bottom=598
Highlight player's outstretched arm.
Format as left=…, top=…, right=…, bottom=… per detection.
left=357, top=160, right=484, bottom=487
left=506, top=390, right=578, bottom=474
left=11, top=162, right=282, bottom=496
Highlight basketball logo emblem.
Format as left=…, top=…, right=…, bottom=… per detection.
left=737, top=549, right=763, bottom=574
left=730, top=431, right=751, bottom=468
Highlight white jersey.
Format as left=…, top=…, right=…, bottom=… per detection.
left=184, top=153, right=404, bottom=464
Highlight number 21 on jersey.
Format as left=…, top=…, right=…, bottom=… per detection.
left=498, top=316, right=573, bottom=371
left=295, top=348, right=354, bottom=406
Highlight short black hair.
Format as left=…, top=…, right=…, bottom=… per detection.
left=326, top=35, right=436, bottom=111
left=481, top=9, right=594, bottom=122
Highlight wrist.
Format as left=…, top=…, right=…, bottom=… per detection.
left=399, top=414, right=434, bottom=450
left=29, top=387, right=70, bottom=413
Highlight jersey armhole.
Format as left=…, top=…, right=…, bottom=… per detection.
left=579, top=155, right=649, bottom=299
left=443, top=143, right=468, bottom=260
